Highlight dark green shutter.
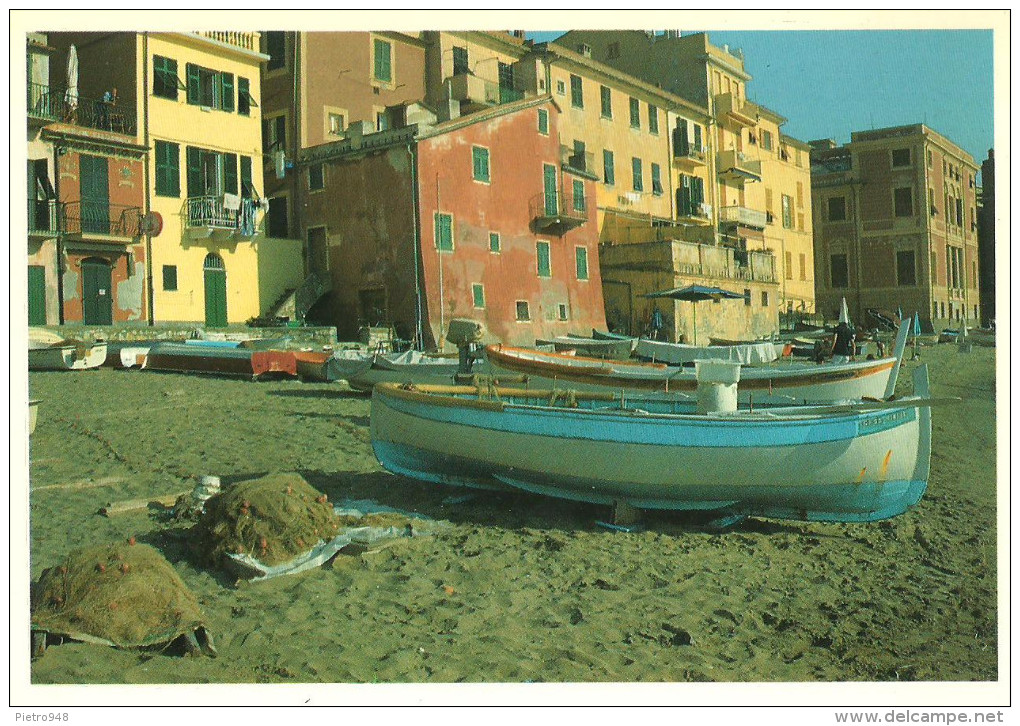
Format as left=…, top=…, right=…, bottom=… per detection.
left=28, top=265, right=47, bottom=325
left=374, top=39, right=391, bottom=82
left=603, top=150, right=614, bottom=186
left=693, top=124, right=702, bottom=150
left=155, top=141, right=180, bottom=197
left=220, top=73, right=234, bottom=112
left=186, top=63, right=200, bottom=105
left=679, top=175, right=692, bottom=215
left=223, top=153, right=238, bottom=195
left=538, top=108, right=548, bottom=134
left=543, top=164, right=558, bottom=216
left=186, top=146, right=203, bottom=197
left=238, top=77, right=250, bottom=115
left=240, top=155, right=253, bottom=196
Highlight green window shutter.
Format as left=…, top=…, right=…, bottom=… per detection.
left=651, top=163, right=662, bottom=195
left=693, top=124, right=703, bottom=150
left=632, top=157, right=643, bottom=192
left=220, top=73, right=234, bottom=112
left=153, top=56, right=179, bottom=100
left=603, top=150, right=614, bottom=185
left=630, top=97, right=640, bottom=128
left=223, top=153, right=238, bottom=195
left=472, top=147, right=489, bottom=182
left=489, top=232, right=500, bottom=252
left=576, top=247, right=589, bottom=280
left=186, top=63, right=200, bottom=105
left=240, top=155, right=253, bottom=196
left=374, top=39, right=392, bottom=82
left=186, top=146, right=203, bottom=197
left=648, top=104, right=659, bottom=134
left=600, top=86, right=612, bottom=117
left=435, top=213, right=452, bottom=251
left=572, top=179, right=585, bottom=211
left=472, top=284, right=485, bottom=308
left=570, top=75, right=583, bottom=108
left=692, top=177, right=704, bottom=207
left=155, top=141, right=180, bottom=197
left=537, top=242, right=551, bottom=277
left=238, top=77, right=250, bottom=115
left=537, top=108, right=549, bottom=135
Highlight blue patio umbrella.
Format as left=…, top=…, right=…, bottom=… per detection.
left=643, top=285, right=746, bottom=344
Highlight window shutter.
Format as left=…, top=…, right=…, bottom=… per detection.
left=693, top=177, right=704, bottom=207
left=186, top=63, right=200, bottom=105
left=679, top=175, right=691, bottom=215
left=223, top=153, right=238, bottom=195
left=186, top=146, right=203, bottom=198
left=220, top=73, right=234, bottom=112
left=240, top=155, right=253, bottom=196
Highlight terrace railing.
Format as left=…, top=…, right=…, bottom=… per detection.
left=62, top=201, right=142, bottom=238
left=27, top=83, right=136, bottom=135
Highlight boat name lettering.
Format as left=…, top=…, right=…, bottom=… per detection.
left=859, top=410, right=910, bottom=430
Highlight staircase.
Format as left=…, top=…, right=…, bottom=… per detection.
left=266, top=272, right=331, bottom=323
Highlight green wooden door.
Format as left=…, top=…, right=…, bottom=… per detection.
left=543, top=164, right=558, bottom=216
left=81, top=257, right=113, bottom=325
left=80, top=154, right=110, bottom=234
left=203, top=254, right=227, bottom=328
left=28, top=265, right=47, bottom=325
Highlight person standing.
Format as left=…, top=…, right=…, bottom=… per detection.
left=97, top=87, right=117, bottom=130
left=831, top=321, right=856, bottom=364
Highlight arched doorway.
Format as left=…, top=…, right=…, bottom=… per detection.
left=81, top=256, right=113, bottom=325
left=203, top=253, right=227, bottom=328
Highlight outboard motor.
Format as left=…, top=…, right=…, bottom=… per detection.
left=446, top=318, right=487, bottom=374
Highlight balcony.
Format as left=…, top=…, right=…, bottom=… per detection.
left=27, top=83, right=136, bottom=135
left=672, top=142, right=708, bottom=169
left=530, top=189, right=588, bottom=236
left=28, top=198, right=59, bottom=236
left=718, top=205, right=768, bottom=230
left=716, top=149, right=762, bottom=184
left=676, top=201, right=713, bottom=225
left=714, top=92, right=758, bottom=127
left=61, top=201, right=142, bottom=243
left=560, top=145, right=595, bottom=175
left=198, top=31, right=259, bottom=52
left=447, top=73, right=524, bottom=111
left=185, top=195, right=261, bottom=241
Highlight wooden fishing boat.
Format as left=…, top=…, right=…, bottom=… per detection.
left=633, top=338, right=780, bottom=366
left=536, top=335, right=637, bottom=360
left=292, top=350, right=342, bottom=382
left=332, top=349, right=481, bottom=392
left=370, top=364, right=934, bottom=523
left=142, top=342, right=298, bottom=379
left=28, top=339, right=108, bottom=370
left=29, top=400, right=40, bottom=435
left=102, top=341, right=155, bottom=368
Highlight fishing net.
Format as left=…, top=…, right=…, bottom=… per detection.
left=31, top=542, right=204, bottom=648
left=192, top=472, right=341, bottom=567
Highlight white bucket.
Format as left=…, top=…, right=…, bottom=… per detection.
left=694, top=360, right=741, bottom=413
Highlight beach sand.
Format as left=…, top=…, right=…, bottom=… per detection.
left=24, top=344, right=997, bottom=684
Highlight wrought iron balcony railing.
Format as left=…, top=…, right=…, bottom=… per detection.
left=186, top=195, right=261, bottom=237
left=27, top=82, right=136, bottom=135
left=530, top=188, right=588, bottom=235
left=62, top=201, right=142, bottom=238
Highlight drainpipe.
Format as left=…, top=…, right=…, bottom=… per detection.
left=52, top=144, right=65, bottom=325
left=435, top=171, right=445, bottom=351
left=142, top=31, right=155, bottom=325
left=407, top=143, right=424, bottom=350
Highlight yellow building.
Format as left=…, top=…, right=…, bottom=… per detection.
left=46, top=31, right=303, bottom=327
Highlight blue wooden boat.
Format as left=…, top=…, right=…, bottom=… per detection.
left=370, top=364, right=936, bottom=523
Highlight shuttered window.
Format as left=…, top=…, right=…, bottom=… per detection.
left=435, top=213, right=453, bottom=251
left=472, top=146, right=490, bottom=183
left=603, top=149, right=615, bottom=185
left=154, top=140, right=180, bottom=197
left=575, top=247, right=589, bottom=280
left=374, top=38, right=392, bottom=83
left=536, top=241, right=551, bottom=277
left=153, top=55, right=183, bottom=100
left=537, top=108, right=549, bottom=135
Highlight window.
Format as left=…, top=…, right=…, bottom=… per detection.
left=472, top=283, right=485, bottom=309
left=632, top=157, right=643, bottom=192
left=629, top=97, right=640, bottom=128
left=238, top=77, right=257, bottom=116
left=799, top=253, right=806, bottom=281
left=744, top=288, right=752, bottom=306
left=515, top=300, right=531, bottom=321
left=186, top=146, right=237, bottom=197
left=489, top=232, right=501, bottom=253
left=571, top=140, right=587, bottom=172
left=603, top=150, right=615, bottom=186
left=240, top=155, right=253, bottom=196
left=267, top=197, right=288, bottom=237
left=797, top=213, right=805, bottom=232
left=575, top=247, right=589, bottom=280
left=955, top=198, right=963, bottom=226
left=828, top=196, right=846, bottom=221
left=472, top=146, right=490, bottom=183
left=537, top=108, right=549, bottom=135
left=761, top=291, right=769, bottom=307
left=600, top=86, right=612, bottom=118
left=452, top=46, right=469, bottom=75
left=676, top=174, right=705, bottom=216
left=781, top=194, right=793, bottom=229
left=927, top=149, right=933, bottom=168
left=796, top=182, right=804, bottom=208
left=556, top=79, right=566, bottom=95
left=153, top=55, right=183, bottom=100
left=376, top=111, right=390, bottom=132
left=572, top=179, right=585, bottom=212
left=558, top=303, right=569, bottom=321
left=373, top=38, right=392, bottom=83
left=650, top=163, right=662, bottom=196
left=435, top=212, right=453, bottom=251
left=154, top=141, right=180, bottom=197
left=266, top=32, right=286, bottom=71
left=162, top=265, right=178, bottom=291
left=328, top=112, right=345, bottom=136
left=785, top=251, right=793, bottom=280
left=830, top=253, right=849, bottom=288
left=308, top=163, right=324, bottom=191
left=185, top=63, right=233, bottom=111
left=891, top=148, right=911, bottom=168
left=263, top=114, right=286, bottom=152
left=570, top=74, right=583, bottom=108
left=897, top=250, right=916, bottom=286
left=536, top=241, right=551, bottom=277
left=761, top=129, right=773, bottom=151
left=894, top=187, right=913, bottom=217
left=648, top=104, right=659, bottom=134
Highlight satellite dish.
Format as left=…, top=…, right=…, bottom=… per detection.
left=141, top=211, right=163, bottom=237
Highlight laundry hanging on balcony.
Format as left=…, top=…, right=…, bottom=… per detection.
left=222, top=192, right=241, bottom=212
left=236, top=197, right=257, bottom=236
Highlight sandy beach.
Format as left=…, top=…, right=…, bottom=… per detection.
left=23, top=343, right=997, bottom=684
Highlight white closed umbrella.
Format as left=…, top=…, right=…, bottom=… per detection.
left=839, top=297, right=851, bottom=326
left=64, top=44, right=79, bottom=115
